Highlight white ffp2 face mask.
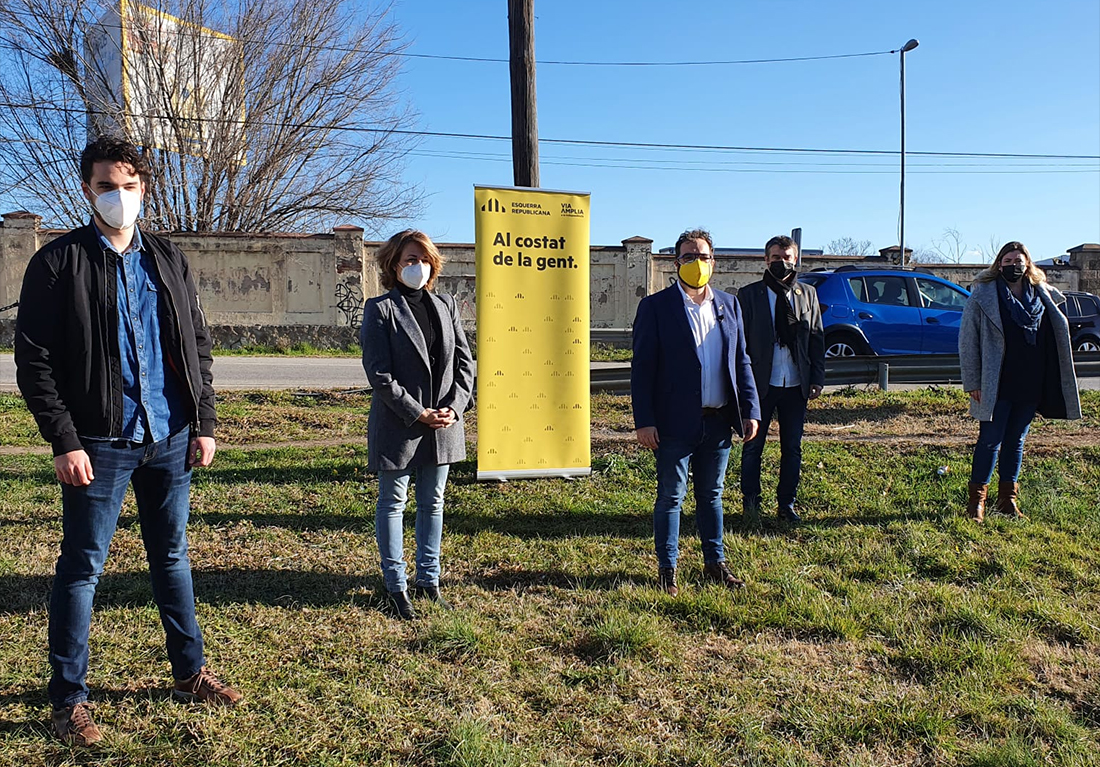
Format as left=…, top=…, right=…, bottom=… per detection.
left=398, top=261, right=432, bottom=290
left=90, top=188, right=142, bottom=230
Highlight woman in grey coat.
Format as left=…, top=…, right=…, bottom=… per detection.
left=958, top=241, right=1081, bottom=522
left=360, top=230, right=474, bottom=619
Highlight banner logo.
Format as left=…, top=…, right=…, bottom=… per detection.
left=481, top=198, right=506, bottom=213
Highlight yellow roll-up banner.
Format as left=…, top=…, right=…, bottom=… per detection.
left=474, top=186, right=591, bottom=480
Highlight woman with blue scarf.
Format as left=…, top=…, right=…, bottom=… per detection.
left=959, top=241, right=1081, bottom=522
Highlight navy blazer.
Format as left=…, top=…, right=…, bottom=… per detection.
left=631, top=284, right=761, bottom=442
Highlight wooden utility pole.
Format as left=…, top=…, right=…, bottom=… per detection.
left=508, top=0, right=539, bottom=187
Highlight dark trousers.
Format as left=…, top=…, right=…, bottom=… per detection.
left=740, top=385, right=808, bottom=509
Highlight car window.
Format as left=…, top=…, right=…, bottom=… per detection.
left=864, top=275, right=910, bottom=307
left=1064, top=295, right=1081, bottom=319
left=798, top=274, right=826, bottom=287
left=915, top=278, right=968, bottom=311
left=1077, top=294, right=1100, bottom=317
left=847, top=277, right=865, bottom=302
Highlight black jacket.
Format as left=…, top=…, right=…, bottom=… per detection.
left=15, top=223, right=215, bottom=456
left=738, top=278, right=826, bottom=401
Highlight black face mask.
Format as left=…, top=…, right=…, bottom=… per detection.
left=1002, top=265, right=1026, bottom=283
left=768, top=261, right=795, bottom=280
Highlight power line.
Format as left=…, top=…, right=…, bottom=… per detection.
left=0, top=99, right=1097, bottom=163
left=0, top=6, right=897, bottom=68
left=409, top=150, right=1099, bottom=175
left=401, top=50, right=896, bottom=67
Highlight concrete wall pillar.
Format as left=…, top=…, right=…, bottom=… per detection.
left=0, top=211, right=43, bottom=311
left=621, top=236, right=653, bottom=327
left=333, top=224, right=365, bottom=328
left=1068, top=243, right=1100, bottom=296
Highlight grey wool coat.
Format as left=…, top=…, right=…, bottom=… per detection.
left=958, top=279, right=1081, bottom=422
left=360, top=288, right=475, bottom=471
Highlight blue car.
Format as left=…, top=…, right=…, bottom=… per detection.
left=797, top=266, right=970, bottom=357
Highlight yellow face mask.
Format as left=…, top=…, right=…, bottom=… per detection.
left=678, top=258, right=712, bottom=289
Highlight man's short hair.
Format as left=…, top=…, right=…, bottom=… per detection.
left=80, top=137, right=151, bottom=185
left=674, top=228, right=714, bottom=257
left=764, top=235, right=799, bottom=258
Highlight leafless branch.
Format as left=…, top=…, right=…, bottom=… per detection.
left=0, top=0, right=421, bottom=233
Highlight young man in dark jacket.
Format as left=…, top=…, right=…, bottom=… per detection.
left=15, top=138, right=241, bottom=746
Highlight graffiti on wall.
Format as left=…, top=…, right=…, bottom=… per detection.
left=335, top=282, right=364, bottom=328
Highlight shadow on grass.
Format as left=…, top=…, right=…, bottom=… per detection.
left=467, top=567, right=647, bottom=593
left=445, top=508, right=652, bottom=539
left=0, top=569, right=374, bottom=614
left=195, top=461, right=365, bottom=487
left=183, top=507, right=653, bottom=539
left=0, top=683, right=171, bottom=740
left=0, top=565, right=650, bottom=616
left=730, top=506, right=951, bottom=537
left=805, top=402, right=909, bottom=425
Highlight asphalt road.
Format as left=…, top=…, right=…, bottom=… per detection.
left=0, top=353, right=372, bottom=392
left=2, top=353, right=1096, bottom=393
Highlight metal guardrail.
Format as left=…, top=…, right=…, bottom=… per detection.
left=826, top=352, right=1100, bottom=390
left=589, top=352, right=1100, bottom=393
left=591, top=328, right=631, bottom=348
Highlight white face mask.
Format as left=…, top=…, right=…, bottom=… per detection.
left=398, top=261, right=431, bottom=290
left=89, top=188, right=142, bottom=230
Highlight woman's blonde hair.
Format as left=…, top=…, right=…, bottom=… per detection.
left=975, top=241, right=1046, bottom=285
left=375, top=229, right=445, bottom=291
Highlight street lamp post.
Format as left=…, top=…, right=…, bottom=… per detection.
left=899, top=38, right=919, bottom=267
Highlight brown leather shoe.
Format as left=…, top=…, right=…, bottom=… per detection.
left=702, top=561, right=745, bottom=590
left=657, top=567, right=678, bottom=596
left=967, top=482, right=988, bottom=523
left=173, top=667, right=243, bottom=706
left=51, top=702, right=103, bottom=746
left=996, top=481, right=1024, bottom=518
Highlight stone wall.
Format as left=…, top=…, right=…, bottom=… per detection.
left=1, top=211, right=1096, bottom=348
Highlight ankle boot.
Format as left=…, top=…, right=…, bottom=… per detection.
left=997, top=481, right=1023, bottom=518
left=967, top=483, right=987, bottom=523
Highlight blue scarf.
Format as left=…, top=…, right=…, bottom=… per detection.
left=997, top=277, right=1044, bottom=345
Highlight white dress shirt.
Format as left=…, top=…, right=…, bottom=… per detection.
left=677, top=282, right=728, bottom=408
left=767, top=286, right=802, bottom=389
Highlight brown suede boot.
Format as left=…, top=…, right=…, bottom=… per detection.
left=996, top=481, right=1024, bottom=518
left=967, top=483, right=987, bottom=523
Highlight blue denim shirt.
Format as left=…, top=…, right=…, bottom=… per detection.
left=96, top=223, right=187, bottom=443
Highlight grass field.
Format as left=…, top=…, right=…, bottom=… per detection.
left=1, top=389, right=1099, bottom=766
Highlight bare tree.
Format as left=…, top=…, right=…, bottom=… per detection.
left=911, top=227, right=989, bottom=265
left=0, top=0, right=421, bottom=233
left=825, top=237, right=875, bottom=256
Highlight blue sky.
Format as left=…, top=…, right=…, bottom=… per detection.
left=385, top=0, right=1099, bottom=261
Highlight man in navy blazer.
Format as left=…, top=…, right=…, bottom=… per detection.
left=631, top=229, right=761, bottom=596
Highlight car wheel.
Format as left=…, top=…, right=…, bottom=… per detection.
left=825, top=332, right=870, bottom=358
left=1076, top=337, right=1100, bottom=352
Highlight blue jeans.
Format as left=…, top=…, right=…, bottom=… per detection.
left=376, top=464, right=450, bottom=593
left=740, top=385, right=808, bottom=509
left=652, top=414, right=733, bottom=569
left=970, top=399, right=1037, bottom=484
left=49, top=429, right=204, bottom=709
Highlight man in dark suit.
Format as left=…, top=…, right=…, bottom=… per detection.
left=631, top=229, right=761, bottom=596
left=738, top=235, right=825, bottom=525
